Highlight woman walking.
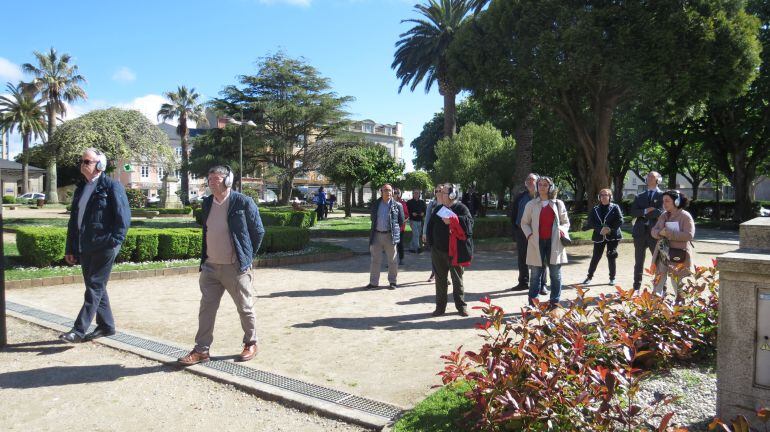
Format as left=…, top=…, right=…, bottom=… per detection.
left=582, top=188, right=623, bottom=286
left=650, top=190, right=695, bottom=302
left=520, top=176, right=570, bottom=309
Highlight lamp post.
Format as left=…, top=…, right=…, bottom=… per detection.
left=1, top=162, right=6, bottom=348
left=228, top=114, right=257, bottom=192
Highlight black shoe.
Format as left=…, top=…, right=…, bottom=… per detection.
left=84, top=327, right=116, bottom=341
left=366, top=283, right=377, bottom=289
left=432, top=309, right=445, bottom=317
left=539, top=286, right=550, bottom=295
left=510, top=283, right=529, bottom=292
left=389, top=282, right=397, bottom=290
left=457, top=308, right=469, bottom=317
left=59, top=331, right=83, bottom=343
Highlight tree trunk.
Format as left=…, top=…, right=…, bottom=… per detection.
left=442, top=91, right=457, bottom=138
left=612, top=173, right=625, bottom=202
left=370, top=184, right=377, bottom=206
left=44, top=103, right=59, bottom=203
left=179, top=123, right=190, bottom=206
left=279, top=176, right=293, bottom=205
left=732, top=150, right=755, bottom=222
left=358, top=185, right=364, bottom=207
left=690, top=178, right=701, bottom=201
left=21, top=132, right=30, bottom=194
left=344, top=180, right=352, bottom=217
left=513, top=124, right=533, bottom=188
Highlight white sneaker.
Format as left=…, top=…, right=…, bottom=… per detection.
left=582, top=278, right=592, bottom=285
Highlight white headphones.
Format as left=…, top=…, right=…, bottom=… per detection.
left=445, top=184, right=458, bottom=200
left=207, top=165, right=234, bottom=188
left=85, top=148, right=108, bottom=171
left=673, top=190, right=681, bottom=207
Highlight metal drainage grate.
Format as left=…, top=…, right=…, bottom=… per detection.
left=8, top=301, right=402, bottom=421
left=246, top=369, right=350, bottom=403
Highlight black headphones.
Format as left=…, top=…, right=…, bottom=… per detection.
left=446, top=184, right=458, bottom=200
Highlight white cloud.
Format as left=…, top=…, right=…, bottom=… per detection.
left=111, top=66, right=136, bottom=83
left=119, top=94, right=169, bottom=124
left=0, top=57, right=24, bottom=83
left=259, top=0, right=311, bottom=6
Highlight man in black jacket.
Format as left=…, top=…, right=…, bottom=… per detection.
left=60, top=148, right=131, bottom=343
left=630, top=172, right=664, bottom=291
left=426, top=183, right=473, bottom=317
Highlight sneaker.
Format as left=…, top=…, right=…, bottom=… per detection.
left=178, top=349, right=210, bottom=366
left=389, top=282, right=397, bottom=290
left=582, top=278, right=592, bottom=285
left=510, top=283, right=529, bottom=292
left=427, top=275, right=435, bottom=282
left=609, top=278, right=616, bottom=286
left=539, top=286, right=550, bottom=296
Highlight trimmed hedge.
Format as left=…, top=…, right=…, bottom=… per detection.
left=3, top=195, right=15, bottom=204
left=16, top=226, right=309, bottom=267
left=194, top=207, right=316, bottom=228
left=16, top=227, right=67, bottom=266
left=131, top=207, right=192, bottom=215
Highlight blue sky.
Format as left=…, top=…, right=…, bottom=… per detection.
left=0, top=0, right=447, bottom=171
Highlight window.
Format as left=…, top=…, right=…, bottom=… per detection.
left=364, top=123, right=374, bottom=133
left=158, top=166, right=165, bottom=181
left=294, top=160, right=303, bottom=169
left=175, top=169, right=181, bottom=179
left=141, top=165, right=149, bottom=178
left=190, top=172, right=197, bottom=180
left=175, top=147, right=182, bottom=158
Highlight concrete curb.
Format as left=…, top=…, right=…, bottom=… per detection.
left=6, top=250, right=355, bottom=289
left=7, top=305, right=400, bottom=430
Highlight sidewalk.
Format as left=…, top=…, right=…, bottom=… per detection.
left=6, top=239, right=737, bottom=414
left=0, top=316, right=367, bottom=432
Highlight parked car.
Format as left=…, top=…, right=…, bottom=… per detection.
left=761, top=207, right=770, bottom=217
left=18, top=192, right=45, bottom=203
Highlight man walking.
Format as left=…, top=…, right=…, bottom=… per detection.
left=426, top=184, right=473, bottom=317
left=60, top=148, right=131, bottom=343
left=630, top=172, right=664, bottom=291
left=179, top=165, right=265, bottom=365
left=367, top=183, right=404, bottom=289
left=406, top=189, right=427, bottom=253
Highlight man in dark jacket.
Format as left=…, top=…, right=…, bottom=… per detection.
left=367, top=183, right=404, bottom=289
left=60, top=148, right=131, bottom=343
left=179, top=165, right=265, bottom=365
left=510, top=173, right=548, bottom=293
left=630, top=172, right=664, bottom=291
left=426, top=183, right=473, bottom=317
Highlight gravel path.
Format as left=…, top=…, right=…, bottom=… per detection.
left=0, top=317, right=370, bottom=432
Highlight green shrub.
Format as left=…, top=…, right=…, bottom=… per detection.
left=193, top=207, right=203, bottom=225
left=258, top=226, right=309, bottom=253
left=289, top=210, right=316, bottom=228
left=3, top=195, right=15, bottom=204
left=260, top=210, right=293, bottom=226
left=16, top=227, right=67, bottom=266
left=125, top=188, right=146, bottom=208
left=157, top=228, right=202, bottom=260
left=131, top=228, right=159, bottom=262
left=473, top=217, right=512, bottom=238
left=116, top=233, right=138, bottom=262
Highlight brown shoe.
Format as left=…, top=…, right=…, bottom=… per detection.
left=178, top=349, right=210, bottom=366
left=237, top=343, right=258, bottom=362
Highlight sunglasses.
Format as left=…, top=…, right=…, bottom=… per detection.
left=80, top=159, right=99, bottom=166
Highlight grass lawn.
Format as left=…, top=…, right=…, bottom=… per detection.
left=392, top=382, right=473, bottom=432
left=2, top=241, right=350, bottom=281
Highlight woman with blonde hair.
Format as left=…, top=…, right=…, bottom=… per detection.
left=582, top=188, right=623, bottom=286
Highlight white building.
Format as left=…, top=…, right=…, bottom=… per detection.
left=347, top=120, right=404, bottom=163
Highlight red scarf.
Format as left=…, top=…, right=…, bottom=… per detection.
left=448, top=215, right=471, bottom=267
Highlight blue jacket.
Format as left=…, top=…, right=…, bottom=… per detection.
left=66, top=174, right=131, bottom=256
left=200, top=191, right=265, bottom=272
left=369, top=198, right=404, bottom=245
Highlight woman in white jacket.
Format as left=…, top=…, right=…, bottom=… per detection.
left=520, top=176, right=570, bottom=308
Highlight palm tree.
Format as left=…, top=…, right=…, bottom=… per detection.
left=0, top=82, right=47, bottom=193
left=157, top=86, right=208, bottom=205
left=392, top=0, right=474, bottom=138
left=22, top=47, right=87, bottom=204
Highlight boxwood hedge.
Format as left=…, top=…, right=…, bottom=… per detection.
left=16, top=227, right=67, bottom=267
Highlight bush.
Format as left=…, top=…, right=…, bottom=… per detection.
left=131, top=228, right=159, bottom=262
left=125, top=188, right=146, bottom=208
left=16, top=227, right=67, bottom=266
left=472, top=217, right=512, bottom=238
left=438, top=265, right=720, bottom=431
left=116, top=232, right=138, bottom=262
left=3, top=195, right=15, bottom=204
left=133, top=207, right=192, bottom=215
left=258, top=226, right=310, bottom=254
left=195, top=207, right=315, bottom=229
left=157, top=229, right=202, bottom=260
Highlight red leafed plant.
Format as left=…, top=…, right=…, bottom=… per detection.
left=438, top=266, right=720, bottom=431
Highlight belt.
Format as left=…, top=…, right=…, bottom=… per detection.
left=375, top=230, right=390, bottom=233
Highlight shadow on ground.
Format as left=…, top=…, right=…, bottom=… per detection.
left=0, top=364, right=170, bottom=389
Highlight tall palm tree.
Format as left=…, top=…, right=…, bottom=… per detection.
left=22, top=47, right=87, bottom=203
left=157, top=86, right=208, bottom=205
left=392, top=0, right=474, bottom=138
left=0, top=82, right=47, bottom=194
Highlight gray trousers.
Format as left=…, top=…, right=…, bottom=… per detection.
left=195, top=262, right=257, bottom=352
left=369, top=231, right=398, bottom=285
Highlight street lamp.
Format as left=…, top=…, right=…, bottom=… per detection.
left=228, top=115, right=257, bottom=192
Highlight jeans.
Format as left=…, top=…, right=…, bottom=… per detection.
left=73, top=246, right=120, bottom=337
left=529, top=238, right=562, bottom=303
left=409, top=220, right=422, bottom=251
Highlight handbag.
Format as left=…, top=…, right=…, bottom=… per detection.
left=559, top=230, right=572, bottom=246
left=668, top=247, right=687, bottom=263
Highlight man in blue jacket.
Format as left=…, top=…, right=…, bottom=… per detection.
left=179, top=165, right=265, bottom=365
left=60, top=148, right=131, bottom=343
left=367, top=183, right=404, bottom=290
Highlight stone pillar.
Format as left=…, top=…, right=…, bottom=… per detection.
left=717, top=217, right=770, bottom=423
left=160, top=175, right=183, bottom=209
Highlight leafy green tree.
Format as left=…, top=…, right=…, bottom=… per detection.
left=392, top=0, right=475, bottom=138
left=608, top=103, right=656, bottom=201
left=0, top=82, right=46, bottom=193
left=157, top=85, right=208, bottom=205
left=400, top=171, right=434, bottom=193
left=52, top=108, right=173, bottom=174
left=362, top=144, right=405, bottom=202
left=699, top=0, right=770, bottom=221
left=317, top=138, right=370, bottom=217
left=22, top=47, right=87, bottom=203
left=189, top=124, right=262, bottom=186
left=450, top=0, right=761, bottom=208
left=212, top=52, right=352, bottom=204
left=680, top=140, right=716, bottom=201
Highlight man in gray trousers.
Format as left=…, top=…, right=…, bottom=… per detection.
left=178, top=165, right=265, bottom=365
left=367, top=183, right=404, bottom=290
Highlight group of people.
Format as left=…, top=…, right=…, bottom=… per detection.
left=313, top=187, right=336, bottom=221
left=58, top=148, right=695, bottom=368
left=510, top=171, right=696, bottom=308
